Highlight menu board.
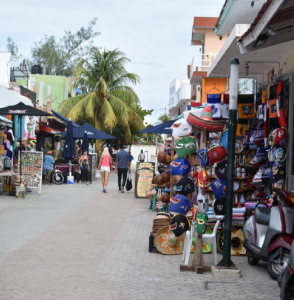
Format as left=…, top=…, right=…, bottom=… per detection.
left=89, top=153, right=97, bottom=181
left=135, top=162, right=155, bottom=198
left=19, top=151, right=43, bottom=195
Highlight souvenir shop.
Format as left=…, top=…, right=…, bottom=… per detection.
left=148, top=78, right=294, bottom=278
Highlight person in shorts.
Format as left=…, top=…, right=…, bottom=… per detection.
left=43, top=151, right=55, bottom=185
left=115, top=144, right=130, bottom=193
left=97, top=147, right=112, bottom=193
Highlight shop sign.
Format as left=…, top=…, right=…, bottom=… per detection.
left=135, top=162, right=155, bottom=198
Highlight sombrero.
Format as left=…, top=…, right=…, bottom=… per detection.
left=187, top=105, right=226, bottom=132
left=152, top=213, right=171, bottom=235
left=154, top=225, right=185, bottom=255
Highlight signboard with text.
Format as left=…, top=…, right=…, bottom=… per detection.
left=135, top=162, right=155, bottom=198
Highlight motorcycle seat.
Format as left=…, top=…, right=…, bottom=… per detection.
left=254, top=207, right=270, bottom=225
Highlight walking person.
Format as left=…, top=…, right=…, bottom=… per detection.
left=115, top=144, right=130, bottom=193
left=97, top=147, right=112, bottom=193
left=43, top=151, right=55, bottom=185
left=138, top=149, right=145, bottom=162
left=78, top=150, right=90, bottom=185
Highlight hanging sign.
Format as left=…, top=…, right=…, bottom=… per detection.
left=135, top=162, right=155, bottom=198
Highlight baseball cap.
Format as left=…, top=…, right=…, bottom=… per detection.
left=47, top=151, right=52, bottom=155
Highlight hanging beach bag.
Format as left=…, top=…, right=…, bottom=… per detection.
left=126, top=173, right=133, bottom=191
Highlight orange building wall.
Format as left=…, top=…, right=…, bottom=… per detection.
left=202, top=77, right=228, bottom=103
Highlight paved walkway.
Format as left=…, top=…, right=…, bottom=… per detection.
left=0, top=171, right=280, bottom=300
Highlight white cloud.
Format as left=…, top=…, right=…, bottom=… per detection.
left=0, top=0, right=225, bottom=124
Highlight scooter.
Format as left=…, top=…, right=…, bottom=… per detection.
left=50, top=158, right=79, bottom=185
left=278, top=240, right=294, bottom=300
left=243, top=191, right=294, bottom=280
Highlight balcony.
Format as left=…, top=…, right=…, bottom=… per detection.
left=190, top=53, right=218, bottom=85
left=191, top=88, right=197, bottom=100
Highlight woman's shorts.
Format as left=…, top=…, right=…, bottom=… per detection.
left=100, top=166, right=110, bottom=172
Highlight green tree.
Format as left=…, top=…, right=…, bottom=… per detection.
left=58, top=47, right=144, bottom=143
left=31, top=19, right=100, bottom=77
left=7, top=37, right=18, bottom=55
left=157, top=113, right=171, bottom=124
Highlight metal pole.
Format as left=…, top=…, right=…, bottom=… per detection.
left=19, top=115, right=22, bottom=182
left=218, top=58, right=239, bottom=268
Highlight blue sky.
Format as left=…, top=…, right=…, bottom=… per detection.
left=0, top=0, right=224, bottom=124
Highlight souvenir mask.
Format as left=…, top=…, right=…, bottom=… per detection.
left=213, top=159, right=227, bottom=179
left=169, top=214, right=190, bottom=237
left=196, top=213, right=208, bottom=234
left=197, top=148, right=209, bottom=168
left=273, top=147, right=286, bottom=166
left=170, top=158, right=191, bottom=176
left=169, top=194, right=191, bottom=215
left=198, top=169, right=210, bottom=190
left=210, top=179, right=226, bottom=200
left=175, top=177, right=195, bottom=196
left=273, top=128, right=286, bottom=146
left=171, top=118, right=192, bottom=138
left=196, top=193, right=209, bottom=214
left=208, top=146, right=227, bottom=166
left=212, top=197, right=226, bottom=215
left=175, top=136, right=196, bottom=158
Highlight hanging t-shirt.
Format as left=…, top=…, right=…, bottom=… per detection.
left=6, top=129, right=14, bottom=160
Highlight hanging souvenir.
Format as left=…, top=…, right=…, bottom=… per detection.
left=208, top=145, right=227, bottom=166
left=196, top=192, right=209, bottom=214
left=267, top=146, right=276, bottom=166
left=196, top=213, right=208, bottom=234
left=220, top=129, right=228, bottom=149
left=175, top=136, right=196, bottom=158
left=169, top=158, right=191, bottom=176
left=169, top=214, right=190, bottom=237
left=235, top=138, right=244, bottom=154
left=210, top=179, right=226, bottom=200
left=238, top=94, right=255, bottom=119
left=197, top=147, right=209, bottom=168
left=213, top=159, right=227, bottom=179
left=236, top=120, right=249, bottom=137
left=212, top=197, right=226, bottom=215
left=222, top=94, right=229, bottom=119
left=158, top=150, right=167, bottom=164
left=198, top=169, right=210, bottom=194
left=174, top=177, right=195, bottom=196
left=253, top=122, right=264, bottom=146
left=171, top=118, right=193, bottom=138
left=276, top=81, right=287, bottom=128
left=273, top=147, right=286, bottom=167
left=273, top=128, right=286, bottom=146
left=255, top=146, right=268, bottom=163
left=169, top=194, right=192, bottom=216
left=269, top=163, right=286, bottom=184
left=268, top=95, right=280, bottom=130
left=252, top=167, right=263, bottom=187
left=207, top=94, right=221, bottom=119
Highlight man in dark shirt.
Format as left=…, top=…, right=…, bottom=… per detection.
left=115, top=144, right=130, bottom=193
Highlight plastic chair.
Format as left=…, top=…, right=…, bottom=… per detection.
left=182, top=215, right=223, bottom=266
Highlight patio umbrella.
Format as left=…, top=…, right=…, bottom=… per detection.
left=0, top=102, right=51, bottom=180
left=81, top=131, right=89, bottom=153
left=60, top=123, right=116, bottom=140
left=62, top=120, right=75, bottom=176
left=137, top=119, right=176, bottom=134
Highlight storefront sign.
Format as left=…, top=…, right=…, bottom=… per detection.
left=135, top=162, right=155, bottom=198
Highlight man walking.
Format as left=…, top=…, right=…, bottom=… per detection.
left=115, top=144, right=130, bottom=193
left=43, top=151, right=55, bottom=185
left=138, top=150, right=145, bottom=162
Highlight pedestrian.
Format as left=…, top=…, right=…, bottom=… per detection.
left=97, top=147, right=112, bottom=193
left=115, top=144, right=130, bottom=193
left=128, top=151, right=133, bottom=163
left=78, top=149, right=90, bottom=185
left=138, top=149, right=145, bottom=162
left=43, top=151, right=55, bottom=185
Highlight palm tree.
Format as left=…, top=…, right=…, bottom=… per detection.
left=58, top=48, right=144, bottom=141
left=157, top=113, right=171, bottom=124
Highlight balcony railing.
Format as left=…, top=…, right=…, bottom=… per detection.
left=190, top=53, right=218, bottom=79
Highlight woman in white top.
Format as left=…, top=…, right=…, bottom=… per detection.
left=97, top=147, right=112, bottom=193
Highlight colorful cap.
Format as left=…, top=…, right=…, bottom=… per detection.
left=208, top=146, right=227, bottom=166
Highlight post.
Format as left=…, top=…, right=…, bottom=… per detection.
left=218, top=58, right=239, bottom=268
left=19, top=115, right=22, bottom=182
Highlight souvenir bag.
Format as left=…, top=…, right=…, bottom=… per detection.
left=222, top=94, right=229, bottom=119
left=197, top=148, right=209, bottom=168
left=213, top=159, right=227, bottom=179
left=196, top=213, right=208, bottom=234
left=169, top=214, right=190, bottom=237
left=268, top=86, right=280, bottom=129
left=169, top=194, right=192, bottom=215
left=126, top=173, right=133, bottom=191
left=174, top=177, right=195, bottom=196
left=236, top=119, right=249, bottom=137
left=207, top=94, right=221, bottom=119
left=170, top=158, right=191, bottom=176
left=196, top=193, right=209, bottom=214
left=208, top=145, right=227, bottom=166
left=253, top=122, right=264, bottom=146
left=171, top=118, right=193, bottom=138
left=210, top=179, right=226, bottom=200
left=212, top=197, right=226, bottom=215
left=238, top=94, right=255, bottom=119
left=175, top=136, right=196, bottom=158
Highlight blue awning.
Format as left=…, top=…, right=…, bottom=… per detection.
left=51, top=109, right=80, bottom=128
left=137, top=119, right=176, bottom=134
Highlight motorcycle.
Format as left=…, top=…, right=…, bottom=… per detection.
left=278, top=240, right=294, bottom=300
left=243, top=191, right=294, bottom=280
left=50, top=158, right=79, bottom=185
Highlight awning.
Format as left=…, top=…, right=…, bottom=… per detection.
left=137, top=119, right=176, bottom=134
left=39, top=124, right=59, bottom=134
left=51, top=109, right=80, bottom=128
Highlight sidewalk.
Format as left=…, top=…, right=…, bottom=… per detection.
left=0, top=171, right=280, bottom=300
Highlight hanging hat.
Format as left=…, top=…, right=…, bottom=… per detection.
left=154, top=226, right=185, bottom=255
left=171, top=118, right=193, bottom=138
left=198, top=169, right=210, bottom=189
left=273, top=128, right=286, bottom=146
left=212, top=197, right=226, bottom=215
left=213, top=159, right=227, bottom=179
left=197, top=147, right=209, bottom=168
left=196, top=193, right=209, bottom=214
left=187, top=105, right=226, bottom=132
left=175, top=177, right=195, bottom=196
left=208, top=146, right=227, bottom=166
left=169, top=194, right=191, bottom=216
left=175, top=136, right=196, bottom=158
left=273, top=147, right=287, bottom=167
left=169, top=214, right=190, bottom=237
left=170, top=158, right=191, bottom=176
left=210, top=179, right=226, bottom=200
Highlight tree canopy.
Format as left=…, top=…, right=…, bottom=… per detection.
left=7, top=37, right=18, bottom=56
